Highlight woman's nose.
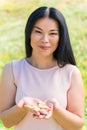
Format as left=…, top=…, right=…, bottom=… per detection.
left=41, top=34, right=49, bottom=43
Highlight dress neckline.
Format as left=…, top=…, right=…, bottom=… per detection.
left=24, top=58, right=59, bottom=71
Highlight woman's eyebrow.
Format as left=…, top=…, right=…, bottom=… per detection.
left=34, top=26, right=59, bottom=32
left=50, top=29, right=59, bottom=32
left=34, top=26, right=42, bottom=30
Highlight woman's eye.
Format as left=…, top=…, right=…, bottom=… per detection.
left=50, top=33, right=58, bottom=35
left=35, top=30, right=41, bottom=33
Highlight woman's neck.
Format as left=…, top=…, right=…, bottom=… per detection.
left=27, top=55, right=57, bottom=69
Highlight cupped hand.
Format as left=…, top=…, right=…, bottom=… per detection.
left=17, top=97, right=51, bottom=117
left=17, top=97, right=41, bottom=108
left=45, top=98, right=59, bottom=110
left=17, top=97, right=57, bottom=119
left=17, top=97, right=41, bottom=114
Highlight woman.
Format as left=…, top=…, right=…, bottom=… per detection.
left=0, top=6, right=85, bottom=130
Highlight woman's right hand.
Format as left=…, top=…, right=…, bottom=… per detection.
left=17, top=97, right=40, bottom=114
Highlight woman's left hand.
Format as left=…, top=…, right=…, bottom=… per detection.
left=45, top=98, right=59, bottom=110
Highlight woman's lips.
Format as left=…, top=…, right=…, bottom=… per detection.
left=39, top=45, right=51, bottom=50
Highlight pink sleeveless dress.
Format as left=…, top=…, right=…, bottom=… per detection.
left=11, top=58, right=77, bottom=130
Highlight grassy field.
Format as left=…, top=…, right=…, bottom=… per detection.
left=0, top=0, right=87, bottom=129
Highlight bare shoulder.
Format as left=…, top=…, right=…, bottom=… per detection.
left=0, top=62, right=13, bottom=83
left=63, top=64, right=82, bottom=79
left=66, top=64, right=84, bottom=92
left=1, top=58, right=24, bottom=77
left=2, top=62, right=12, bottom=73
left=70, top=65, right=83, bottom=86
left=0, top=61, right=15, bottom=91
left=64, top=64, right=80, bottom=72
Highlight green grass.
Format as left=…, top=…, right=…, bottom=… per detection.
left=0, top=0, right=87, bottom=129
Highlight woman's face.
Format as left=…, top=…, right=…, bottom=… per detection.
left=30, top=17, right=59, bottom=57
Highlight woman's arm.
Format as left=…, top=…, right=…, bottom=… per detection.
left=0, top=63, right=28, bottom=128
left=0, top=105, right=28, bottom=128
left=52, top=68, right=85, bottom=130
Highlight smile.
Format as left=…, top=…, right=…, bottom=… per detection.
left=39, top=45, right=51, bottom=50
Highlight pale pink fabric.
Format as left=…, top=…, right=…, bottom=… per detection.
left=11, top=58, right=77, bottom=130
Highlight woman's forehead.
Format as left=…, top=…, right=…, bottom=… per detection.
left=33, top=17, right=59, bottom=30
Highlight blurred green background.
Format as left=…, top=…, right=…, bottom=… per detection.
left=0, top=0, right=87, bottom=130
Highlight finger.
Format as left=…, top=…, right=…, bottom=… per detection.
left=17, top=100, right=24, bottom=108
left=33, top=98, right=43, bottom=104
left=33, top=113, right=42, bottom=119
left=24, top=105, right=40, bottom=114
left=46, top=102, right=53, bottom=108
left=38, top=114, right=45, bottom=119
left=33, top=112, right=40, bottom=117
left=44, top=110, right=53, bottom=119
left=39, top=109, right=48, bottom=115
left=45, top=98, right=59, bottom=109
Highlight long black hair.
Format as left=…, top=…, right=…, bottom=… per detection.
left=25, top=6, right=76, bottom=67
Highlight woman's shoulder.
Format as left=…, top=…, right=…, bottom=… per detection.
left=2, top=58, right=25, bottom=73
left=12, top=58, right=25, bottom=65
left=5, top=58, right=25, bottom=67
left=63, top=64, right=81, bottom=76
left=4, top=58, right=24, bottom=66
left=64, top=64, right=79, bottom=71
